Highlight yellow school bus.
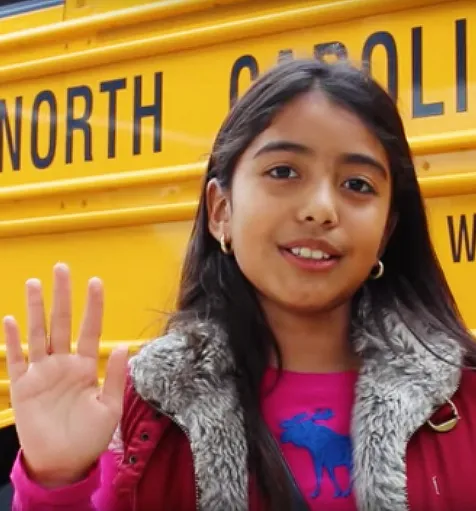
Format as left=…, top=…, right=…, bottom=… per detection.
left=0, top=0, right=475, bottom=484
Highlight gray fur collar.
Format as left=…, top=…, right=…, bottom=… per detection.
left=130, top=309, right=463, bottom=511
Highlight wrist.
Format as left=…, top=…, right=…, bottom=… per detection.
left=22, top=454, right=93, bottom=488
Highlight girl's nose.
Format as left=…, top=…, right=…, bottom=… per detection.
left=297, top=184, right=339, bottom=228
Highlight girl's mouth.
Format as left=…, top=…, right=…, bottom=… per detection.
left=280, top=247, right=341, bottom=271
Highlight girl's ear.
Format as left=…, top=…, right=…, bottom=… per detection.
left=206, top=178, right=232, bottom=242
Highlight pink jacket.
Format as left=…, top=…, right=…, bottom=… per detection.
left=10, top=314, right=476, bottom=511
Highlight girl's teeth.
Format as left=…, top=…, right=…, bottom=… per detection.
left=312, top=250, right=327, bottom=260
left=290, top=247, right=331, bottom=260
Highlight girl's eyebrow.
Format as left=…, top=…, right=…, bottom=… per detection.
left=340, top=153, right=388, bottom=178
left=253, top=140, right=314, bottom=158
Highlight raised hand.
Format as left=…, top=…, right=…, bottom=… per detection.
left=5, top=263, right=129, bottom=487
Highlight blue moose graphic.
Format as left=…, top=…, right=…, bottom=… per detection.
left=280, top=408, right=353, bottom=499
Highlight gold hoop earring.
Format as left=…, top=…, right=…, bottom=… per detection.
left=220, top=234, right=233, bottom=255
left=370, top=260, right=384, bottom=280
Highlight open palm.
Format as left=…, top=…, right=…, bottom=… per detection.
left=4, top=263, right=128, bottom=486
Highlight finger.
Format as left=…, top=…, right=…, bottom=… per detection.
left=26, top=279, right=47, bottom=363
left=77, top=277, right=104, bottom=359
left=49, top=263, right=72, bottom=354
left=3, top=316, right=27, bottom=383
left=99, top=346, right=129, bottom=413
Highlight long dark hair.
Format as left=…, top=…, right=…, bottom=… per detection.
left=167, top=59, right=476, bottom=508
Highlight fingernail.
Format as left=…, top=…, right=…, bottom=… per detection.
left=25, top=278, right=41, bottom=288
left=118, top=343, right=129, bottom=354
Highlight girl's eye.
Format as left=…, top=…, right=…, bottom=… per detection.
left=267, top=166, right=299, bottom=179
left=343, top=178, right=375, bottom=194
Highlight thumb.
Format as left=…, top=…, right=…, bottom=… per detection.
left=99, top=346, right=129, bottom=415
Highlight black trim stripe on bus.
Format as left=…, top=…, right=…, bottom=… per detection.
left=0, top=0, right=64, bottom=20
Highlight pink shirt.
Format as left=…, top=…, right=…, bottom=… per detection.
left=262, top=367, right=359, bottom=510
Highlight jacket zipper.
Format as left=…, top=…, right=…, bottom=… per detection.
left=402, top=379, right=461, bottom=511
left=157, top=409, right=201, bottom=511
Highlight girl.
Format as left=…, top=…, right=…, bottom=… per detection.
left=6, top=59, right=476, bottom=511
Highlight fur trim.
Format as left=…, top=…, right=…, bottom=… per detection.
left=130, top=310, right=463, bottom=511
left=130, top=321, right=247, bottom=510
left=351, top=308, right=462, bottom=511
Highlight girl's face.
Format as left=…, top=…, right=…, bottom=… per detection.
left=208, top=92, right=393, bottom=314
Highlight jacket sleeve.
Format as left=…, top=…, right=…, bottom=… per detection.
left=10, top=449, right=124, bottom=511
